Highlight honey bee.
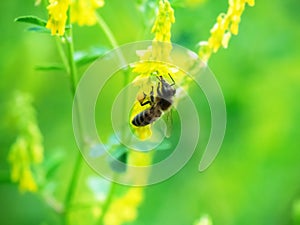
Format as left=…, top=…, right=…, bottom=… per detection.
left=131, top=74, right=176, bottom=127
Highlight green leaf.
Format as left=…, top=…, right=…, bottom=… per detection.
left=35, top=63, right=65, bottom=71
left=27, top=26, right=50, bottom=34
left=44, top=151, right=65, bottom=179
left=15, top=15, right=47, bottom=27
left=156, top=140, right=172, bottom=151
left=109, top=145, right=128, bottom=173
left=74, top=47, right=108, bottom=67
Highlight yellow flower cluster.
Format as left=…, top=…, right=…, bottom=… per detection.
left=132, top=0, right=175, bottom=77
left=104, top=188, right=143, bottom=225
left=46, top=0, right=105, bottom=35
left=151, top=0, right=175, bottom=42
left=71, top=0, right=104, bottom=26
left=102, top=144, right=152, bottom=224
left=198, top=0, right=255, bottom=62
left=131, top=0, right=175, bottom=139
left=46, top=0, right=70, bottom=36
left=126, top=150, right=154, bottom=185
left=7, top=93, right=44, bottom=192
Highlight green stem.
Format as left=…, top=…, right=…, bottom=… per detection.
left=95, top=14, right=129, bottom=225
left=64, top=151, right=83, bottom=209
left=55, top=36, right=70, bottom=74
left=61, top=9, right=84, bottom=225
left=96, top=12, right=130, bottom=137
left=64, top=34, right=77, bottom=97
left=97, top=181, right=117, bottom=225
left=95, top=14, right=119, bottom=49
left=96, top=14, right=127, bottom=66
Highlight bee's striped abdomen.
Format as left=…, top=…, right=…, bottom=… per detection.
left=131, top=106, right=162, bottom=127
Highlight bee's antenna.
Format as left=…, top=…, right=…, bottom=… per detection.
left=168, top=73, right=175, bottom=86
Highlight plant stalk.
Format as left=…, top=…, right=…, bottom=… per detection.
left=62, top=9, right=84, bottom=225
left=97, top=181, right=117, bottom=225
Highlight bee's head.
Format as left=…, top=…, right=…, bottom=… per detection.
left=157, top=75, right=164, bottom=81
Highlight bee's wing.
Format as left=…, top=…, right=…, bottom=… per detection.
left=162, top=109, right=173, bottom=138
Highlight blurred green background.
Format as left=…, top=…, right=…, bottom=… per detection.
left=1, top=0, right=300, bottom=225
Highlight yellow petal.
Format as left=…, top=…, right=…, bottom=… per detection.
left=246, top=0, right=255, bottom=6
left=222, top=32, right=232, bottom=48
left=230, top=22, right=239, bottom=35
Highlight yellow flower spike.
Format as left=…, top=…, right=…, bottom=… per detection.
left=46, top=0, right=70, bottom=36
left=230, top=21, right=239, bottom=35
left=104, top=187, right=144, bottom=225
left=31, top=144, right=44, bottom=163
left=198, top=0, right=255, bottom=62
left=128, top=150, right=153, bottom=167
left=126, top=150, right=154, bottom=185
left=104, top=212, right=120, bottom=225
left=8, top=142, right=23, bottom=182
left=122, top=206, right=136, bottom=221
left=27, top=123, right=44, bottom=163
left=8, top=137, right=40, bottom=193
left=246, top=0, right=255, bottom=7
left=71, top=0, right=105, bottom=26
left=7, top=92, right=44, bottom=193
left=152, top=0, right=175, bottom=42
left=19, top=167, right=38, bottom=192
left=123, top=188, right=143, bottom=205
left=92, top=206, right=102, bottom=218
left=91, top=0, right=104, bottom=8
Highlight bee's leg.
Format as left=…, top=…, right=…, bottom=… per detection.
left=139, top=87, right=154, bottom=106
left=140, top=101, right=151, bottom=106
left=168, top=73, right=175, bottom=86
left=157, top=81, right=162, bottom=97
left=150, top=86, right=154, bottom=103
left=140, top=98, right=151, bottom=106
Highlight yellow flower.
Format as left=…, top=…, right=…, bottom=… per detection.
left=8, top=137, right=39, bottom=193
left=222, top=31, right=232, bottom=49
left=7, top=92, right=44, bottom=193
left=198, top=0, right=255, bottom=62
left=151, top=0, right=175, bottom=42
left=46, top=0, right=105, bottom=35
left=46, top=0, right=70, bottom=36
left=246, top=0, right=255, bottom=7
left=127, top=150, right=153, bottom=167
left=19, top=167, right=38, bottom=192
left=104, top=187, right=143, bottom=225
left=71, top=0, right=105, bottom=26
